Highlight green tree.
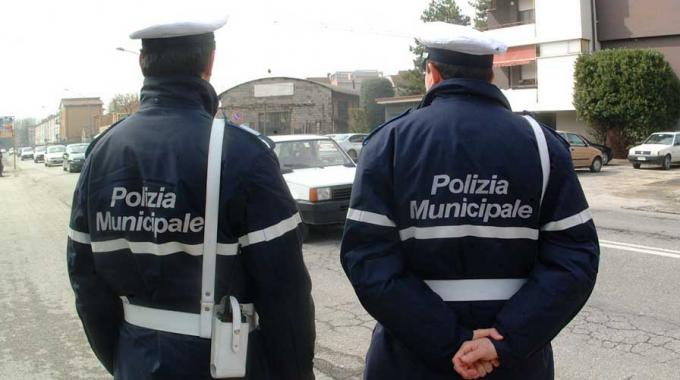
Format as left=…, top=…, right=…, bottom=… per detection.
left=574, top=49, right=680, bottom=158
left=395, top=0, right=471, bottom=95
left=349, top=108, right=370, bottom=133
left=360, top=78, right=395, bottom=130
left=108, top=93, right=139, bottom=115
left=469, top=0, right=492, bottom=30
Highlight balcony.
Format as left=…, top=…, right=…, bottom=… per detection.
left=486, top=0, right=536, bottom=30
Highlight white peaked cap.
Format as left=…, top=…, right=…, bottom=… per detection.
left=416, top=22, right=507, bottom=55
left=130, top=9, right=228, bottom=40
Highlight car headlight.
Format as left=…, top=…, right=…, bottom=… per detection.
left=309, top=187, right=331, bottom=202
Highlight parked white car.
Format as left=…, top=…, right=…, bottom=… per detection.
left=44, top=145, right=66, bottom=167
left=327, top=133, right=367, bottom=161
left=628, top=132, right=680, bottom=170
left=269, top=135, right=356, bottom=226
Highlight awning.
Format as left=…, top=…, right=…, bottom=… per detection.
left=494, top=45, right=537, bottom=67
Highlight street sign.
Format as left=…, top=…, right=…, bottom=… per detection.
left=0, top=116, right=14, bottom=138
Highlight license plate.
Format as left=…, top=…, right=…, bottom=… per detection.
left=638, top=157, right=646, bottom=161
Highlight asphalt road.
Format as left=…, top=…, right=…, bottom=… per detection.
left=1, top=158, right=679, bottom=380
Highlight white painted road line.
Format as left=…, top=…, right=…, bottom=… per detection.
left=600, top=239, right=680, bottom=260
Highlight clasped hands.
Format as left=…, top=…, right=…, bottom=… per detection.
left=452, top=328, right=504, bottom=379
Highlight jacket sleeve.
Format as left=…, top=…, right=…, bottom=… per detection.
left=239, top=150, right=316, bottom=380
left=66, top=161, right=123, bottom=374
left=492, top=131, right=600, bottom=366
left=340, top=130, right=473, bottom=373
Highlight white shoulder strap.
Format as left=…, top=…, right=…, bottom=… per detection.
left=200, top=118, right=226, bottom=338
left=522, top=115, right=550, bottom=205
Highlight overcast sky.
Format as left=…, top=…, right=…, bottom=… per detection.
left=0, top=0, right=475, bottom=120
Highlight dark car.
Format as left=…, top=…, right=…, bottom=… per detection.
left=577, top=134, right=613, bottom=165
left=63, top=143, right=89, bottom=172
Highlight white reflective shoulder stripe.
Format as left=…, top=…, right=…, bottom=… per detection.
left=425, top=278, right=527, bottom=302
left=523, top=115, right=550, bottom=205
left=541, top=208, right=593, bottom=232
left=200, top=118, right=226, bottom=338
left=68, top=228, right=91, bottom=244
left=346, top=208, right=396, bottom=227
left=399, top=225, right=539, bottom=241
left=239, top=213, right=302, bottom=247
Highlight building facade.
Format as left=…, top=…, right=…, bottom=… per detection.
left=482, top=0, right=680, bottom=137
left=33, top=114, right=60, bottom=145
left=596, top=0, right=680, bottom=75
left=219, top=77, right=359, bottom=135
left=483, top=0, right=596, bottom=135
left=59, top=98, right=103, bottom=143
left=328, top=70, right=383, bottom=92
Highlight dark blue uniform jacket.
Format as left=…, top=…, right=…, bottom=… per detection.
left=341, top=79, right=599, bottom=380
left=67, top=76, right=315, bottom=380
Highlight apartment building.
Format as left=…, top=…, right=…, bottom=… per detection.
left=33, top=114, right=60, bottom=145
left=483, top=0, right=596, bottom=135
left=59, top=98, right=103, bottom=143
left=328, top=70, right=383, bottom=92
left=596, top=0, right=680, bottom=75
left=483, top=0, right=680, bottom=137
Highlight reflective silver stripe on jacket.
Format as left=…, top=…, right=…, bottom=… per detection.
left=425, top=278, right=528, bottom=302
left=346, top=208, right=396, bottom=227
left=68, top=228, right=239, bottom=256
left=239, top=212, right=302, bottom=247
left=400, top=225, right=539, bottom=241
left=541, top=209, right=593, bottom=231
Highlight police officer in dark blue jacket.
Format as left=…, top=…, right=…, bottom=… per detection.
left=67, top=13, right=315, bottom=380
left=341, top=22, right=599, bottom=380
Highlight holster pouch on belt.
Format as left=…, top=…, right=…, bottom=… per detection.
left=210, top=296, right=249, bottom=378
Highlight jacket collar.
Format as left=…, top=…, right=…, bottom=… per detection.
left=418, top=78, right=512, bottom=111
left=140, top=76, right=219, bottom=116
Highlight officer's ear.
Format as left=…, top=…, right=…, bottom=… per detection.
left=425, top=62, right=443, bottom=89
left=202, top=50, right=216, bottom=82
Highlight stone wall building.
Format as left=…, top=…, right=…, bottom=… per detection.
left=219, top=77, right=359, bottom=136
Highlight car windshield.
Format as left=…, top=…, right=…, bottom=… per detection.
left=644, top=134, right=674, bottom=145
left=36, top=146, right=46, bottom=152
left=68, top=145, right=88, bottom=154
left=47, top=146, right=65, bottom=153
left=274, top=139, right=352, bottom=169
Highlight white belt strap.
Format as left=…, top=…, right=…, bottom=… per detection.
left=523, top=116, right=550, bottom=205
left=425, top=278, right=527, bottom=302
left=121, top=297, right=257, bottom=336
left=200, top=118, right=226, bottom=338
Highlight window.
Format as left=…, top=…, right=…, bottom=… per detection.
left=506, top=62, right=537, bottom=89
left=675, top=135, right=680, bottom=146
left=349, top=134, right=366, bottom=143
left=258, top=111, right=291, bottom=135
left=567, top=134, right=587, bottom=147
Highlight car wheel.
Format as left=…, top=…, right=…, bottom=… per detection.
left=348, top=150, right=358, bottom=161
left=662, top=155, right=672, bottom=170
left=601, top=152, right=610, bottom=165
left=589, top=157, right=602, bottom=173
left=633, top=163, right=641, bottom=169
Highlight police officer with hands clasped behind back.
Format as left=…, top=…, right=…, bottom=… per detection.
left=67, top=13, right=315, bottom=380
left=341, top=22, right=599, bottom=380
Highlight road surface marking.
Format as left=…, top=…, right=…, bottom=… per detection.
left=600, top=239, right=680, bottom=259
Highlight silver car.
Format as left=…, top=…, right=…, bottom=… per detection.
left=328, top=133, right=368, bottom=162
